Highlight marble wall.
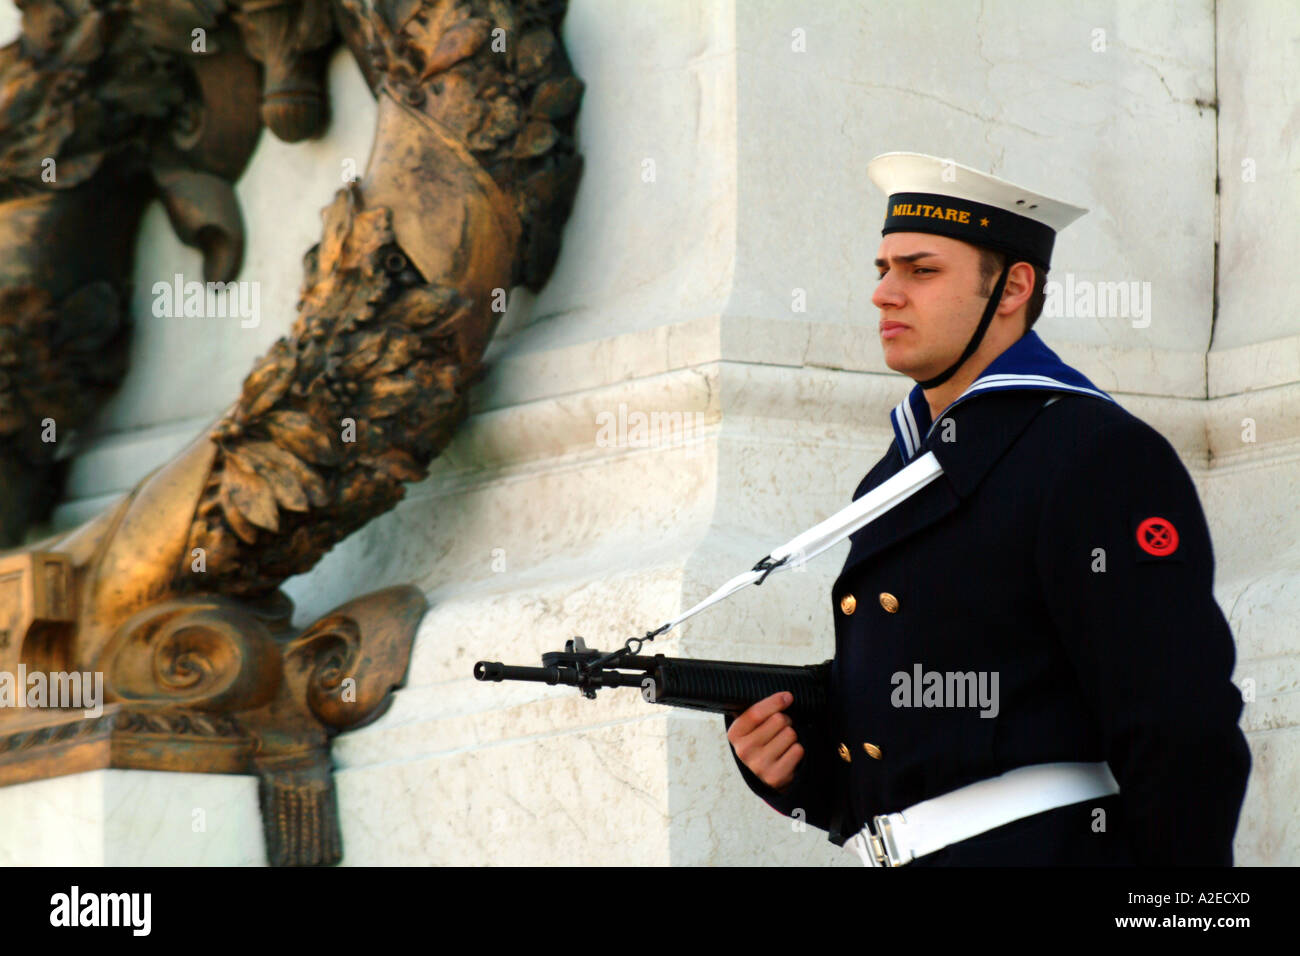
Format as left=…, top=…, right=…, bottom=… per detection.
left=1, top=0, right=1294, bottom=865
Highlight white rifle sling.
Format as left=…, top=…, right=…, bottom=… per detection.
left=655, top=452, right=944, bottom=635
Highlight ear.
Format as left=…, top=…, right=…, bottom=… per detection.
left=998, top=260, right=1036, bottom=314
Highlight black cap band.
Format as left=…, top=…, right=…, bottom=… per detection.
left=882, top=192, right=1056, bottom=271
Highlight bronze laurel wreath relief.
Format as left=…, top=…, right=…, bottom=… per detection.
left=0, top=0, right=583, bottom=865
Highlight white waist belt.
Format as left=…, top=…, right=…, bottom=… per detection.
left=846, top=761, right=1120, bottom=867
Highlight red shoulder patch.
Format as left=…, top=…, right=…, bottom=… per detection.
left=1136, top=516, right=1179, bottom=557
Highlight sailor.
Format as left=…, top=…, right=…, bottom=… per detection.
left=725, top=152, right=1252, bottom=865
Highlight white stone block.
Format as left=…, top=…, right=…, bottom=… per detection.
left=0, top=770, right=264, bottom=866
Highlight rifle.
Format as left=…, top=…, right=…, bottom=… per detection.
left=474, top=636, right=831, bottom=724
left=475, top=456, right=945, bottom=724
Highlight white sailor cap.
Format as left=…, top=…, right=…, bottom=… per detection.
left=866, top=152, right=1088, bottom=271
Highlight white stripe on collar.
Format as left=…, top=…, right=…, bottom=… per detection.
left=889, top=372, right=1113, bottom=462
left=890, top=404, right=915, bottom=460
left=887, top=331, right=1115, bottom=463
left=960, top=374, right=1112, bottom=401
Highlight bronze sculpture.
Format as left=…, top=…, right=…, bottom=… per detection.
left=0, top=0, right=583, bottom=865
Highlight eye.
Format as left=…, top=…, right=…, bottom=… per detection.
left=914, top=267, right=935, bottom=274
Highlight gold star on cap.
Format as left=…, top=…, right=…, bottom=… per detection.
left=980, top=217, right=989, bottom=227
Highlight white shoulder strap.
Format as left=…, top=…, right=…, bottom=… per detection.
left=652, top=452, right=944, bottom=635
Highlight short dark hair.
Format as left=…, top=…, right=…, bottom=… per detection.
left=977, top=247, right=1047, bottom=332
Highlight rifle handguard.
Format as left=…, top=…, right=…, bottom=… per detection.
left=647, top=656, right=829, bottom=721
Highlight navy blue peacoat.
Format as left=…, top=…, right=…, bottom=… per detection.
left=729, top=336, right=1251, bottom=866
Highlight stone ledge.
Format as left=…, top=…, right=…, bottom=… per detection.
left=51, top=352, right=1300, bottom=519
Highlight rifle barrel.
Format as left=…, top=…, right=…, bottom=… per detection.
left=473, top=660, right=646, bottom=689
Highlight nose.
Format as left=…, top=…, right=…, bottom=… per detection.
left=872, top=270, right=905, bottom=310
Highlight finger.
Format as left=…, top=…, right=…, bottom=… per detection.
left=759, top=724, right=799, bottom=761
left=765, top=741, right=805, bottom=790
left=726, top=691, right=793, bottom=740
left=730, top=711, right=792, bottom=762
left=748, top=711, right=795, bottom=751
left=748, top=724, right=799, bottom=777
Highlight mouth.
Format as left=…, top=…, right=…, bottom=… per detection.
left=879, top=321, right=909, bottom=339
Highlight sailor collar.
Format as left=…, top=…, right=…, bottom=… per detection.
left=889, top=330, right=1114, bottom=463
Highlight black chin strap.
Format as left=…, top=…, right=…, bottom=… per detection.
left=917, top=261, right=1011, bottom=390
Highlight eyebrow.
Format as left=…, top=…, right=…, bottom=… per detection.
left=873, top=252, right=940, bottom=269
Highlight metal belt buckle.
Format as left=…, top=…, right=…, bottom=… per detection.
left=866, top=812, right=909, bottom=867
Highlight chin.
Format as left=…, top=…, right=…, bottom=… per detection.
left=880, top=344, right=912, bottom=375
left=885, top=356, right=936, bottom=386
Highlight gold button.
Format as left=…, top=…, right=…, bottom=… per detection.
left=878, top=592, right=899, bottom=613
left=837, top=743, right=852, bottom=763
left=862, top=742, right=883, bottom=760
left=840, top=593, right=857, bottom=615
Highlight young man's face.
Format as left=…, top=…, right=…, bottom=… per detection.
left=872, top=232, right=990, bottom=382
